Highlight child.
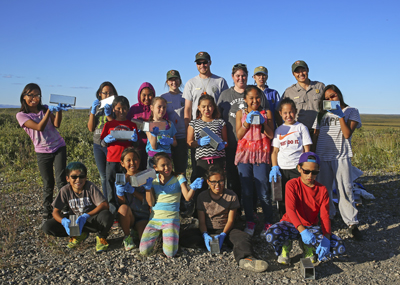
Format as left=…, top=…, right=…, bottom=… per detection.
left=100, top=96, right=138, bottom=216
left=139, top=152, right=202, bottom=257
left=266, top=152, right=345, bottom=264
left=235, top=85, right=274, bottom=237
left=187, top=94, right=228, bottom=195
left=16, top=83, right=71, bottom=225
left=160, top=70, right=187, bottom=174
left=269, top=98, right=313, bottom=218
left=42, top=162, right=114, bottom=253
left=145, top=97, right=177, bottom=168
left=313, top=84, right=362, bottom=240
left=116, top=147, right=150, bottom=251
left=87, top=81, right=117, bottom=198
left=180, top=166, right=269, bottom=272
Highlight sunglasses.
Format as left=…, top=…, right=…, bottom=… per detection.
left=70, top=175, right=86, bottom=180
left=300, top=167, right=320, bottom=175
left=208, top=180, right=225, bottom=186
left=233, top=63, right=247, bottom=68
left=196, top=61, right=208, bottom=65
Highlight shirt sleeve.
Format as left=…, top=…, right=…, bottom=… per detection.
left=221, top=79, right=229, bottom=93
left=178, top=175, right=187, bottom=185
left=312, top=115, right=319, bottom=130
left=182, top=81, right=193, bottom=101
left=100, top=121, right=111, bottom=140
left=16, top=112, right=31, bottom=127
left=89, top=183, right=107, bottom=206
left=169, top=121, right=177, bottom=137
left=319, top=186, right=331, bottom=235
left=52, top=189, right=66, bottom=211
left=284, top=180, right=303, bottom=229
left=300, top=124, right=313, bottom=145
left=347, top=108, right=362, bottom=129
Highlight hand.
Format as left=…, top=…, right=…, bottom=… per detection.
left=115, top=182, right=127, bottom=197
left=61, top=218, right=71, bottom=235
left=189, top=178, right=203, bottom=191
left=269, top=166, right=282, bottom=183
left=159, top=136, right=174, bottom=145
left=316, top=236, right=331, bottom=261
left=125, top=184, right=135, bottom=194
left=104, top=134, right=116, bottom=144
left=48, top=105, right=60, bottom=112
left=58, top=103, right=72, bottom=111
left=143, top=177, right=154, bottom=190
left=202, top=232, right=212, bottom=252
left=104, top=104, right=112, bottom=116
left=215, top=232, right=227, bottom=250
left=150, top=127, right=159, bottom=137
left=197, top=136, right=210, bottom=147
left=76, top=213, right=90, bottom=235
left=91, top=99, right=100, bottom=114
left=328, top=107, right=344, bottom=119
left=245, top=111, right=257, bottom=124
left=217, top=141, right=227, bottom=151
left=130, top=129, right=138, bottom=142
left=300, top=229, right=317, bottom=245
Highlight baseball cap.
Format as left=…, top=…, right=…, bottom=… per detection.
left=253, top=66, right=268, bottom=76
left=195, top=51, right=211, bottom=62
left=298, top=152, right=320, bottom=165
left=292, top=60, right=309, bottom=73
left=166, top=70, right=181, bottom=80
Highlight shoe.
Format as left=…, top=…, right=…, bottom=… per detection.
left=123, top=235, right=135, bottom=251
left=239, top=256, right=268, bottom=272
left=277, top=240, right=292, bottom=265
left=111, top=220, right=120, bottom=230
left=348, top=225, right=362, bottom=240
left=96, top=236, right=109, bottom=253
left=301, top=241, right=317, bottom=263
left=67, top=232, right=88, bottom=249
left=244, top=221, right=256, bottom=236
left=260, top=223, right=272, bottom=237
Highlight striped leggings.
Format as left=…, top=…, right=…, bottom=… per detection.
left=139, top=219, right=180, bottom=258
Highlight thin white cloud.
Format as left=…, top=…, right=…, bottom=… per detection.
left=71, top=86, right=91, bottom=89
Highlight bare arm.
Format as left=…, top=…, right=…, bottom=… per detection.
left=222, top=208, right=237, bottom=234
left=187, top=125, right=199, bottom=148
left=235, top=110, right=247, bottom=140
left=52, top=208, right=64, bottom=223
left=87, top=113, right=96, bottom=132
left=341, top=119, right=358, bottom=139
left=23, top=109, right=52, bottom=131
left=198, top=210, right=208, bottom=233
left=87, top=201, right=109, bottom=216
left=181, top=181, right=195, bottom=201
left=146, top=188, right=155, bottom=207
left=263, top=110, right=274, bottom=139
left=146, top=132, right=158, bottom=150
left=53, top=109, right=62, bottom=128
left=303, top=145, right=311, bottom=152
left=172, top=135, right=177, bottom=147
left=271, top=147, right=279, bottom=167
left=184, top=99, right=192, bottom=131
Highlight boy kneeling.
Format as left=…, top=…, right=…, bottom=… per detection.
left=266, top=152, right=345, bottom=264
left=42, top=162, right=114, bottom=253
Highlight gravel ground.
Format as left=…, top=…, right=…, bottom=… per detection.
left=1, top=171, right=400, bottom=284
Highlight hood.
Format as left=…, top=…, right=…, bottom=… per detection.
left=137, top=82, right=156, bottom=112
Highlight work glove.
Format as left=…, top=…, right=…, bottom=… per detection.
left=159, top=136, right=174, bottom=145
left=197, top=136, right=210, bottom=147
left=215, top=232, right=227, bottom=250
left=104, top=104, right=112, bottom=116
left=202, top=232, right=212, bottom=252
left=189, top=178, right=203, bottom=191
left=76, top=213, right=90, bottom=235
left=91, top=99, right=100, bottom=114
left=61, top=218, right=71, bottom=235
left=328, top=107, right=344, bottom=119
left=300, top=229, right=317, bottom=245
left=269, top=166, right=282, bottom=183
left=316, top=236, right=331, bottom=261
left=115, top=182, right=127, bottom=197
left=150, top=127, right=159, bottom=137
left=143, top=177, right=154, bottom=190
left=130, top=129, right=138, bottom=142
left=104, top=134, right=116, bottom=144
left=217, top=141, right=227, bottom=151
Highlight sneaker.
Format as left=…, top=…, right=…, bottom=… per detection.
left=277, top=240, right=292, bottom=265
left=96, top=236, right=109, bottom=253
left=244, top=221, right=256, bottom=236
left=348, top=225, right=362, bottom=240
left=111, top=220, right=120, bottom=230
left=67, top=232, right=89, bottom=249
left=301, top=241, right=317, bottom=263
left=260, top=223, right=272, bottom=237
left=123, top=235, right=135, bottom=251
left=239, top=256, right=269, bottom=272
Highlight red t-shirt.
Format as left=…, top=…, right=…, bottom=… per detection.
left=100, top=120, right=137, bottom=162
left=281, top=177, right=331, bottom=235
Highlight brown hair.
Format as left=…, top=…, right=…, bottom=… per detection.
left=19, top=83, right=47, bottom=113
left=195, top=94, right=220, bottom=119
left=149, top=97, right=168, bottom=122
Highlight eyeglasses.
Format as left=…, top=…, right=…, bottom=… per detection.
left=101, top=92, right=114, bottom=96
left=70, top=175, right=86, bottom=180
left=196, top=61, right=208, bottom=65
left=208, top=180, right=225, bottom=186
left=300, top=167, right=320, bottom=175
left=233, top=63, right=247, bottom=68
left=25, top=94, right=41, bottom=99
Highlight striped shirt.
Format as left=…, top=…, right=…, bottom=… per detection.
left=313, top=107, right=361, bottom=161
left=189, top=118, right=226, bottom=160
left=150, top=174, right=186, bottom=221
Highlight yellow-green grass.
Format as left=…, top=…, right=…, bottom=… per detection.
left=359, top=114, right=400, bottom=130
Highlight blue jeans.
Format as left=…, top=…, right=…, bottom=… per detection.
left=237, top=162, right=273, bottom=224
left=93, top=143, right=107, bottom=198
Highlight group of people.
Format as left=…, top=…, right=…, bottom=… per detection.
left=16, top=51, right=362, bottom=273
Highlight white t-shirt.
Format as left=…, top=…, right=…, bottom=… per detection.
left=313, top=107, right=362, bottom=161
left=272, top=122, right=312, bottom=169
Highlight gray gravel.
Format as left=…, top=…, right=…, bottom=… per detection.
left=1, top=171, right=400, bottom=284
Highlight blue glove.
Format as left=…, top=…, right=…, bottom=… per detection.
left=197, top=136, right=210, bottom=147
left=269, top=166, right=282, bottom=183
left=58, top=103, right=72, bottom=111
left=61, top=218, right=71, bottom=235
left=328, top=107, right=344, bottom=118
left=104, top=104, right=112, bottom=116
left=115, top=182, right=127, bottom=197
left=91, top=99, right=100, bottom=114
left=245, top=111, right=257, bottom=124
left=215, top=232, right=227, bottom=250
left=143, top=177, right=154, bottom=190
left=125, top=184, right=135, bottom=194
left=130, top=129, right=138, bottom=142
left=203, top=232, right=212, bottom=252
left=217, top=141, right=227, bottom=151
left=104, top=134, right=116, bottom=144
left=48, top=105, right=60, bottom=112
left=159, top=136, right=174, bottom=145
left=189, top=178, right=203, bottom=191
left=316, top=236, right=331, bottom=261
left=150, top=127, right=159, bottom=137
left=300, top=229, right=317, bottom=245
left=76, top=213, right=90, bottom=235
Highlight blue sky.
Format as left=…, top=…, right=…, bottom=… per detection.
left=1, top=0, right=399, bottom=114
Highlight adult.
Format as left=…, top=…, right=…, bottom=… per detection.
left=279, top=60, right=325, bottom=144
left=183, top=51, right=229, bottom=181
left=253, top=66, right=280, bottom=129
